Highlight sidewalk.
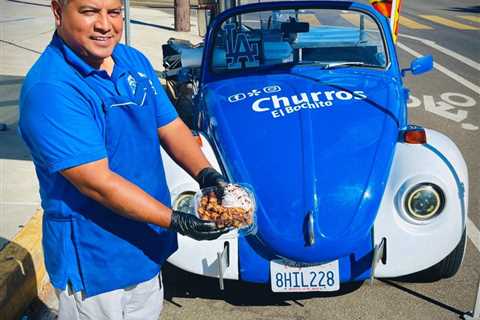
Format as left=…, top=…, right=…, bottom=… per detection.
left=0, top=0, right=203, bottom=318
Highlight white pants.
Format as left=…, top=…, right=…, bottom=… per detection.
left=55, top=273, right=164, bottom=320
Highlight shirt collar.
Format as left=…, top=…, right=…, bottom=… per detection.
left=51, top=32, right=127, bottom=78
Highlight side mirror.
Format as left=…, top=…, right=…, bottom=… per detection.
left=402, top=55, right=433, bottom=77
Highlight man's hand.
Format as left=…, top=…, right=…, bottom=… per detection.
left=196, top=167, right=228, bottom=189
left=169, top=210, right=231, bottom=240
left=196, top=167, right=228, bottom=199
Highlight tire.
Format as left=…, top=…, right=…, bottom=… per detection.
left=429, top=228, right=467, bottom=279
left=395, top=228, right=466, bottom=282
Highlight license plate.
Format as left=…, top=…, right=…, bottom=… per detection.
left=270, top=260, right=340, bottom=292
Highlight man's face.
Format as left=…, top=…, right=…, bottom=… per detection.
left=52, top=0, right=123, bottom=67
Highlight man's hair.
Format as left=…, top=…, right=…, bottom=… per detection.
left=54, top=0, right=67, bottom=7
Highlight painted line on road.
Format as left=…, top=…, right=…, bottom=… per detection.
left=419, top=15, right=479, bottom=30
left=397, top=42, right=480, bottom=94
left=459, top=15, right=480, bottom=24
left=341, top=13, right=377, bottom=28
left=467, top=218, right=480, bottom=252
left=400, top=34, right=480, bottom=71
left=300, top=14, right=321, bottom=26
left=399, top=16, right=433, bottom=30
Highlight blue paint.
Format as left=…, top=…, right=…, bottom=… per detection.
left=195, top=1, right=409, bottom=285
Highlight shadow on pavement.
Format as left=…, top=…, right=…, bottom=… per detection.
left=0, top=75, right=32, bottom=161
left=22, top=296, right=58, bottom=320
left=162, top=262, right=364, bottom=308
left=446, top=6, right=480, bottom=13
left=380, top=279, right=467, bottom=319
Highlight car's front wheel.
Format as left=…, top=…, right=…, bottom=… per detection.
left=395, top=229, right=466, bottom=282
left=429, top=228, right=467, bottom=279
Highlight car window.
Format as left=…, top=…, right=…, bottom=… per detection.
left=211, top=8, right=388, bottom=72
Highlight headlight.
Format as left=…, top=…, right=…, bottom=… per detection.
left=404, top=183, right=445, bottom=220
left=173, top=191, right=196, bottom=214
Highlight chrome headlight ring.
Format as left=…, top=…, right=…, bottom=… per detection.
left=403, top=183, right=445, bottom=221
left=172, top=191, right=196, bottom=215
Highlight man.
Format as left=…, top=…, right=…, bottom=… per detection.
left=18, top=0, right=230, bottom=318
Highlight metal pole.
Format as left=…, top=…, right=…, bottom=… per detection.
left=124, top=0, right=131, bottom=46
left=390, top=0, right=397, bottom=35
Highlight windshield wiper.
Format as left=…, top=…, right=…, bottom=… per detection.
left=295, top=60, right=327, bottom=66
left=322, top=62, right=379, bottom=69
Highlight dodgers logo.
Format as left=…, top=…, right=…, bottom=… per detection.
left=224, top=24, right=260, bottom=68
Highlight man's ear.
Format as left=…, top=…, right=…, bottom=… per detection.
left=51, top=0, right=63, bottom=28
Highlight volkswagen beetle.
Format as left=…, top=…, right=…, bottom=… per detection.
left=160, top=1, right=468, bottom=292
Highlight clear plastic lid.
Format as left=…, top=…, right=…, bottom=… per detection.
left=194, top=183, right=257, bottom=237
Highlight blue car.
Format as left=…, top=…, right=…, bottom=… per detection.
left=161, top=1, right=468, bottom=292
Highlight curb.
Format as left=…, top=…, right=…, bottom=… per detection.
left=0, top=210, right=48, bottom=320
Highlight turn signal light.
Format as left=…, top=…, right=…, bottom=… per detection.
left=403, top=127, right=426, bottom=144
left=195, top=135, right=203, bottom=146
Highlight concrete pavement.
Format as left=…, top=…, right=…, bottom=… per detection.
left=0, top=0, right=203, bottom=318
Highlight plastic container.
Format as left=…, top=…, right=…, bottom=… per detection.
left=194, top=183, right=257, bottom=236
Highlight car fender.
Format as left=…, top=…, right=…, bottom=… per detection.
left=373, top=128, right=468, bottom=277
left=162, top=133, right=240, bottom=279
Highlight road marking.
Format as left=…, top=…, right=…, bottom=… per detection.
left=423, top=95, right=467, bottom=122
left=459, top=15, right=480, bottom=24
left=340, top=13, right=377, bottom=28
left=300, top=14, right=321, bottom=26
left=467, top=218, right=480, bottom=252
left=408, top=93, right=479, bottom=130
left=399, top=16, right=433, bottom=30
left=419, top=15, right=479, bottom=30
left=400, top=34, right=480, bottom=71
left=397, top=42, right=480, bottom=94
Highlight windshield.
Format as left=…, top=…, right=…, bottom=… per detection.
left=211, top=8, right=388, bottom=73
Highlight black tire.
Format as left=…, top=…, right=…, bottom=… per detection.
left=394, top=228, right=466, bottom=282
left=429, top=228, right=467, bottom=279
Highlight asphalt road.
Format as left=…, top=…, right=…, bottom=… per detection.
left=159, top=1, right=480, bottom=320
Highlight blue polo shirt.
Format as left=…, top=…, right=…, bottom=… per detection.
left=19, top=33, right=178, bottom=294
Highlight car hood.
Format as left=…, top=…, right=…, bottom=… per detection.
left=202, top=71, right=401, bottom=262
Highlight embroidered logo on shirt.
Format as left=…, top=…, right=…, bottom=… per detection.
left=136, top=72, right=157, bottom=95
left=127, top=75, right=137, bottom=94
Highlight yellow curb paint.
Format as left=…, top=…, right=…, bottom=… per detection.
left=419, top=15, right=479, bottom=30
left=300, top=14, right=321, bottom=26
left=341, top=13, right=377, bottom=28
left=0, top=210, right=45, bottom=320
left=459, top=15, right=480, bottom=24
left=399, top=16, right=433, bottom=30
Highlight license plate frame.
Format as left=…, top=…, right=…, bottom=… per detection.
left=270, top=259, right=340, bottom=292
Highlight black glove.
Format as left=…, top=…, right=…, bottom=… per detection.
left=196, top=167, right=228, bottom=189
left=169, top=210, right=231, bottom=241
